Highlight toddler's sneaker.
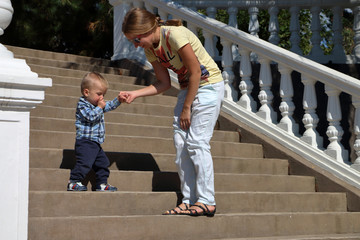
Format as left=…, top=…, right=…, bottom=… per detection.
left=67, top=181, right=87, bottom=191
left=96, top=183, right=117, bottom=192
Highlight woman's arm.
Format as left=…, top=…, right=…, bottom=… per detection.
left=120, top=60, right=171, bottom=103
left=178, top=43, right=201, bottom=130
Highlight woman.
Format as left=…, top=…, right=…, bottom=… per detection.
left=120, top=8, right=224, bottom=216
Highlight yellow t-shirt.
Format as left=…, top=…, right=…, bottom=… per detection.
left=145, top=26, right=223, bottom=89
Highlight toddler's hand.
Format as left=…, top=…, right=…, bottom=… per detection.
left=98, top=97, right=106, bottom=109
left=118, top=92, right=129, bottom=103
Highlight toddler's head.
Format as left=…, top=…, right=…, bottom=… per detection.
left=81, top=72, right=109, bottom=106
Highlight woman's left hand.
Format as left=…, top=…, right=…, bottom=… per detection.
left=180, top=108, right=191, bottom=130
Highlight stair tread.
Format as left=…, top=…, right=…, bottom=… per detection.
left=28, top=213, right=360, bottom=240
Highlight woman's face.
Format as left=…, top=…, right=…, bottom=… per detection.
left=125, top=30, right=155, bottom=49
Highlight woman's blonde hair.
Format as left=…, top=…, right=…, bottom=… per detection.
left=122, top=8, right=182, bottom=35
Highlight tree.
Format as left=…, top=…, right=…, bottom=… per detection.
left=0, top=0, right=113, bottom=59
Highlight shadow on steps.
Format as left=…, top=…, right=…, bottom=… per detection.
left=60, top=149, right=181, bottom=192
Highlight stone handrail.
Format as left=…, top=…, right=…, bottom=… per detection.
left=109, top=0, right=360, bottom=189
left=173, top=0, right=360, bottom=64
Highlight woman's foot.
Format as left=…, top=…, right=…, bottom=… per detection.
left=162, top=203, right=190, bottom=215
left=180, top=202, right=216, bottom=217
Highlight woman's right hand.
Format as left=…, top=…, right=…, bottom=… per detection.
left=119, top=91, right=136, bottom=104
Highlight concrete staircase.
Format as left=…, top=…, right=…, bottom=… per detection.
left=8, top=46, right=360, bottom=239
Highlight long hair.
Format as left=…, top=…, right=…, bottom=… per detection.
left=122, top=8, right=182, bottom=35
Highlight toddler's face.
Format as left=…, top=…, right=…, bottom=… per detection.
left=84, top=80, right=107, bottom=106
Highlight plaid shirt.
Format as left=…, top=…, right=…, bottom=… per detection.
left=75, top=96, right=121, bottom=144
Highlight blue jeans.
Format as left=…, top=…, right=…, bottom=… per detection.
left=70, top=138, right=110, bottom=186
left=173, top=81, right=224, bottom=206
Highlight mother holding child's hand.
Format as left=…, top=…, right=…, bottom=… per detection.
left=119, top=8, right=224, bottom=217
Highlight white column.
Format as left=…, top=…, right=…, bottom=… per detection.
left=110, top=0, right=147, bottom=63
left=248, top=6, right=259, bottom=61
left=257, top=56, right=276, bottom=123
left=324, top=85, right=348, bottom=162
left=237, top=48, right=255, bottom=111
left=221, top=39, right=237, bottom=102
left=353, top=6, right=360, bottom=62
left=309, top=6, right=323, bottom=61
left=289, top=6, right=302, bottom=55
left=278, top=65, right=298, bottom=135
left=268, top=6, right=280, bottom=45
left=352, top=96, right=360, bottom=171
left=301, top=75, right=322, bottom=148
left=188, top=7, right=198, bottom=35
left=206, top=7, right=219, bottom=60
left=0, top=1, right=52, bottom=239
left=228, top=7, right=240, bottom=61
left=332, top=6, right=346, bottom=63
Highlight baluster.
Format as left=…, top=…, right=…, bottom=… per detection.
left=158, top=9, right=168, bottom=21
left=228, top=7, right=240, bottom=61
left=237, top=48, right=255, bottom=111
left=132, top=0, right=142, bottom=8
left=206, top=7, right=219, bottom=60
left=144, top=2, right=154, bottom=13
left=352, top=96, right=360, bottom=170
left=188, top=7, right=198, bottom=36
left=332, top=6, right=346, bottom=63
left=268, top=6, right=280, bottom=45
left=309, top=6, right=323, bottom=60
left=278, top=65, right=298, bottom=135
left=203, top=30, right=216, bottom=59
left=301, top=75, right=322, bottom=148
left=289, top=6, right=302, bottom=55
left=111, top=0, right=146, bottom=63
left=353, top=6, right=360, bottom=62
left=221, top=39, right=236, bottom=102
left=248, top=6, right=259, bottom=61
left=324, top=85, right=348, bottom=162
left=257, top=56, right=276, bottom=122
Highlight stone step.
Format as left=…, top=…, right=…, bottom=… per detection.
left=15, top=55, right=129, bottom=75
left=29, top=148, right=289, bottom=174
left=44, top=74, right=142, bottom=89
left=28, top=64, right=145, bottom=84
left=29, top=168, right=315, bottom=192
left=45, top=83, right=178, bottom=106
left=28, top=212, right=360, bottom=240
left=30, top=105, right=174, bottom=127
left=28, top=191, right=347, bottom=217
left=41, top=94, right=175, bottom=116
left=30, top=117, right=239, bottom=142
left=216, top=233, right=360, bottom=240
left=29, top=130, right=263, bottom=158
left=7, top=45, right=113, bottom=66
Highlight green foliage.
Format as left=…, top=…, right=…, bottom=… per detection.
left=1, top=0, right=113, bottom=58
left=1, top=2, right=355, bottom=59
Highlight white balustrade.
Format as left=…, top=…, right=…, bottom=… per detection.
left=325, top=85, right=348, bottom=162
left=268, top=6, right=280, bottom=45
left=238, top=48, right=255, bottom=111
left=257, top=56, right=276, bottom=123
left=352, top=96, right=360, bottom=170
left=221, top=39, right=236, bottom=101
left=278, top=65, right=298, bottom=135
left=111, top=0, right=360, bottom=188
left=289, top=6, right=302, bottom=55
left=301, top=75, right=322, bottom=148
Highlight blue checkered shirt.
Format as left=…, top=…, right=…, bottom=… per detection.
left=75, top=96, right=121, bottom=144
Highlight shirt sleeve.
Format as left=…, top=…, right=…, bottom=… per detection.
left=77, top=101, right=103, bottom=123
left=167, top=27, right=190, bottom=51
left=103, top=97, right=121, bottom=113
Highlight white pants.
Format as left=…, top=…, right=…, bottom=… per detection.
left=173, top=81, right=224, bottom=206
